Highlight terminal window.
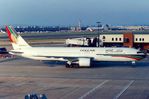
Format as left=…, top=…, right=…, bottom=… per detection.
left=103, top=36, right=106, bottom=39
left=124, top=38, right=129, bottom=43
left=119, top=38, right=121, bottom=41
left=115, top=38, right=118, bottom=41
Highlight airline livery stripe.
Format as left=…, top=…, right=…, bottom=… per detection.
left=96, top=54, right=145, bottom=61
left=112, top=56, right=144, bottom=61
left=8, top=26, right=18, bottom=38
left=6, top=26, right=13, bottom=42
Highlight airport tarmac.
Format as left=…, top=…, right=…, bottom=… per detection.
left=0, top=57, right=149, bottom=99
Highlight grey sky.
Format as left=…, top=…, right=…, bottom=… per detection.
left=0, top=0, right=149, bottom=26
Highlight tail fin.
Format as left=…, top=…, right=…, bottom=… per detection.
left=6, top=26, right=31, bottom=50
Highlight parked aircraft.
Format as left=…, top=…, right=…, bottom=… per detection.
left=6, top=26, right=146, bottom=68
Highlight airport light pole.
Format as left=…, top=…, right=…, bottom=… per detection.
left=96, top=21, right=101, bottom=47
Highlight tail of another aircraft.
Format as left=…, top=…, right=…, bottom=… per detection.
left=6, top=26, right=31, bottom=50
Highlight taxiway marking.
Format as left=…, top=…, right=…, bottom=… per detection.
left=79, top=80, right=109, bottom=99
left=113, top=80, right=134, bottom=99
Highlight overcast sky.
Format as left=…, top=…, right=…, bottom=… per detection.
left=0, top=0, right=149, bottom=26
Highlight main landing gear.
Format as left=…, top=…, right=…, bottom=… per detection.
left=65, top=62, right=79, bottom=68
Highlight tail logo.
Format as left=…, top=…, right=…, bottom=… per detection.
left=6, top=26, right=18, bottom=44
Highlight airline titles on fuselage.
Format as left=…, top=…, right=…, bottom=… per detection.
left=105, top=49, right=123, bottom=54
left=80, top=49, right=95, bottom=52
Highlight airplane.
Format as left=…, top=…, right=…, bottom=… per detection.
left=6, top=26, right=146, bottom=68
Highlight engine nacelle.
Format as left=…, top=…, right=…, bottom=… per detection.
left=66, top=58, right=91, bottom=68
left=78, top=58, right=91, bottom=67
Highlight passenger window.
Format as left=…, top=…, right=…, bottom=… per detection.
left=115, top=38, right=117, bottom=41
left=119, top=38, right=121, bottom=41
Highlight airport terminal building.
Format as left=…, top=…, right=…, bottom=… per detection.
left=100, top=32, right=149, bottom=49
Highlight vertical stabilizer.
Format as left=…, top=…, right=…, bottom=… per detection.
left=6, top=26, right=31, bottom=50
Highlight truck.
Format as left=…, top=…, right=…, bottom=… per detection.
left=66, top=37, right=103, bottom=47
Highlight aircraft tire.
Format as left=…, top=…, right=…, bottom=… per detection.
left=65, top=63, right=70, bottom=68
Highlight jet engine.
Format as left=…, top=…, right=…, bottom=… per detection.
left=66, top=58, right=91, bottom=68
left=78, top=58, right=91, bottom=67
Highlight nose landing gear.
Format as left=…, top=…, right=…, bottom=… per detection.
left=131, top=61, right=136, bottom=67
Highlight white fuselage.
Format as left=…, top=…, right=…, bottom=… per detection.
left=10, top=47, right=145, bottom=62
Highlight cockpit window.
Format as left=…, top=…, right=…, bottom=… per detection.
left=137, top=51, right=144, bottom=54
